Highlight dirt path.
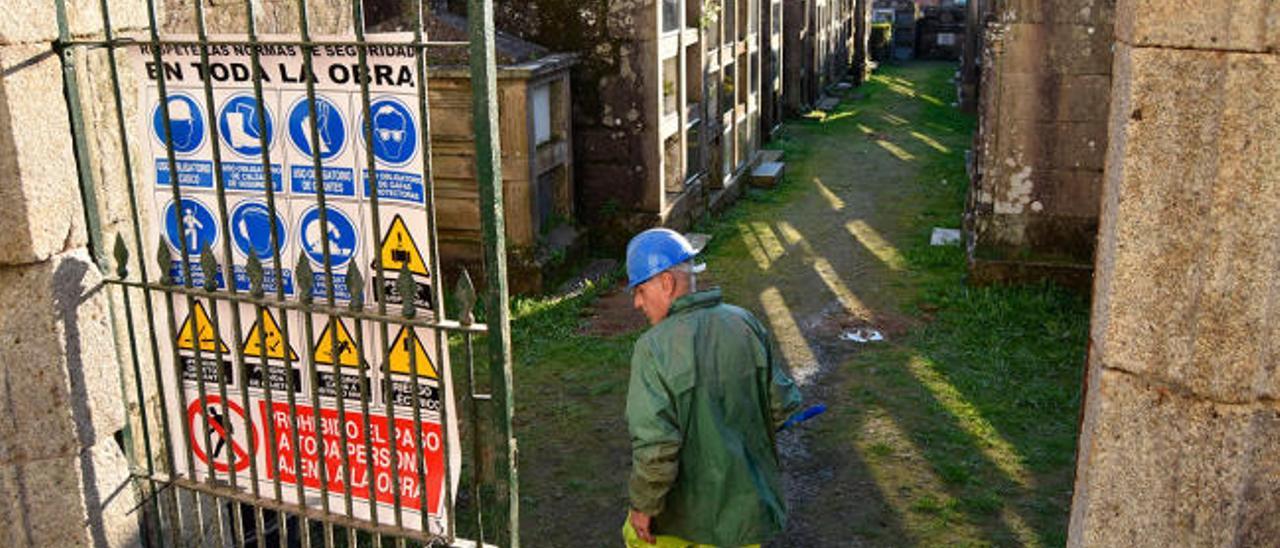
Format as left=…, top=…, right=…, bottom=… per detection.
left=517, top=62, right=1083, bottom=547
left=700, top=63, right=981, bottom=546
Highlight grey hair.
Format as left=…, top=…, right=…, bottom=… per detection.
left=670, top=260, right=699, bottom=292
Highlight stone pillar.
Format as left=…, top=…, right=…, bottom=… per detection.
left=852, top=0, right=870, bottom=85
left=1070, top=1, right=1280, bottom=545
left=0, top=3, right=148, bottom=546
left=963, top=0, right=1114, bottom=289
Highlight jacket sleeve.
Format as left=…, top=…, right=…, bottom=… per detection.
left=626, top=338, right=683, bottom=517
left=767, top=333, right=803, bottom=430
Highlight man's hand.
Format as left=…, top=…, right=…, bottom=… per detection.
left=629, top=509, right=655, bottom=544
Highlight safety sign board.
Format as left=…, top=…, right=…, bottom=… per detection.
left=176, top=301, right=230, bottom=353
left=310, top=316, right=370, bottom=401
left=228, top=196, right=295, bottom=295
left=153, top=91, right=215, bottom=189
left=242, top=308, right=303, bottom=393
left=215, top=90, right=284, bottom=192
left=384, top=326, right=442, bottom=411
left=373, top=214, right=433, bottom=310
left=138, top=33, right=456, bottom=535
left=297, top=203, right=362, bottom=302
left=189, top=395, right=258, bottom=474
left=160, top=196, right=225, bottom=289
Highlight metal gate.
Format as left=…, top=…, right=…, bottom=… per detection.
left=54, top=0, right=518, bottom=546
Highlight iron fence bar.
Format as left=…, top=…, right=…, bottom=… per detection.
left=53, top=0, right=106, bottom=266
left=340, top=3, right=408, bottom=539
left=140, top=0, right=233, bottom=540
left=236, top=6, right=308, bottom=547
left=293, top=2, right=341, bottom=545
left=463, top=331, right=485, bottom=544
left=397, top=279, right=432, bottom=537
left=157, top=282, right=203, bottom=542
left=114, top=265, right=164, bottom=548
left=407, top=2, right=457, bottom=539
left=105, top=278, right=490, bottom=333
left=60, top=38, right=471, bottom=48
left=282, top=262, right=311, bottom=548
left=467, top=0, right=520, bottom=545
left=169, top=478, right=440, bottom=545
left=347, top=2, right=385, bottom=538
left=432, top=320, right=455, bottom=539
left=296, top=293, right=333, bottom=548
left=189, top=5, right=255, bottom=543
left=349, top=308, right=383, bottom=546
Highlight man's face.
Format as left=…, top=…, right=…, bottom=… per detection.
left=633, top=271, right=677, bottom=326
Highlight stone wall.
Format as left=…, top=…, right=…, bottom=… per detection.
left=479, top=0, right=657, bottom=233
left=964, top=0, right=1114, bottom=289
left=1069, top=1, right=1280, bottom=544
left=0, top=2, right=149, bottom=546
left=0, top=1, right=357, bottom=545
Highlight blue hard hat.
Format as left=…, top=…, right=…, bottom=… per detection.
left=626, top=228, right=699, bottom=288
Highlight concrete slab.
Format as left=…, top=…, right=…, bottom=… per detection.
left=751, top=162, right=786, bottom=188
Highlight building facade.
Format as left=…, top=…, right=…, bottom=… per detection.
left=784, top=0, right=857, bottom=113
left=478, top=0, right=767, bottom=236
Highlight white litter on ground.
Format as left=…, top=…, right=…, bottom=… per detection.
left=931, top=227, right=962, bottom=246
left=840, top=328, right=885, bottom=344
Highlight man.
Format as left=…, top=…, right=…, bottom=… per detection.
left=623, top=228, right=803, bottom=547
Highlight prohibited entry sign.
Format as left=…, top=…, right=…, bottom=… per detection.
left=187, top=395, right=258, bottom=473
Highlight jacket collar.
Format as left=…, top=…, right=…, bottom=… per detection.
left=667, top=288, right=723, bottom=318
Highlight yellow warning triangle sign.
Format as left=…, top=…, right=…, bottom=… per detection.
left=176, top=301, right=230, bottom=353
left=242, top=309, right=298, bottom=361
left=313, top=318, right=361, bottom=367
left=387, top=326, right=438, bottom=378
left=378, top=214, right=430, bottom=277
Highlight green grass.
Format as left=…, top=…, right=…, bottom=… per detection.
left=472, top=62, right=1090, bottom=547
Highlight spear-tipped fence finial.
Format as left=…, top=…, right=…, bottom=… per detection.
left=113, top=234, right=129, bottom=280
left=456, top=268, right=476, bottom=326
left=296, top=253, right=314, bottom=304
left=348, top=263, right=365, bottom=310
left=398, top=264, right=416, bottom=319
left=157, top=242, right=172, bottom=286
left=246, top=254, right=265, bottom=298
left=200, top=243, right=219, bottom=292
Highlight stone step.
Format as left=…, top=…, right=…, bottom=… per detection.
left=751, top=161, right=786, bottom=189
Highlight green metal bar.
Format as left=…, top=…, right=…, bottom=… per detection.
left=463, top=331, right=485, bottom=544
left=187, top=6, right=253, bottom=544
left=341, top=2, right=408, bottom=536
left=409, top=3, right=456, bottom=538
left=140, top=0, right=230, bottom=541
left=53, top=0, right=106, bottom=267
left=104, top=279, right=489, bottom=333
left=236, top=7, right=310, bottom=547
left=467, top=0, right=519, bottom=545
left=349, top=297, right=383, bottom=545
left=89, top=0, right=188, bottom=543
left=60, top=37, right=471, bottom=48
left=296, top=289, right=330, bottom=548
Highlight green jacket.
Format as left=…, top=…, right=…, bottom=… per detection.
left=626, top=288, right=803, bottom=546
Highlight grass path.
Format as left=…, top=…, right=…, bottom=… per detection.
left=506, top=62, right=1090, bottom=547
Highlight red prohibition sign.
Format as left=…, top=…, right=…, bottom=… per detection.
left=187, top=395, right=258, bottom=473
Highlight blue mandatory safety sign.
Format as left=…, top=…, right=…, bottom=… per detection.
left=298, top=206, right=358, bottom=268
left=218, top=94, right=274, bottom=157
left=152, top=93, right=206, bottom=154
left=163, top=197, right=219, bottom=255
left=363, top=97, right=417, bottom=166
left=287, top=95, right=347, bottom=161
left=229, top=201, right=286, bottom=260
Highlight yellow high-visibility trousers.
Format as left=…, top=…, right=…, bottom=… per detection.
left=621, top=518, right=761, bottom=548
